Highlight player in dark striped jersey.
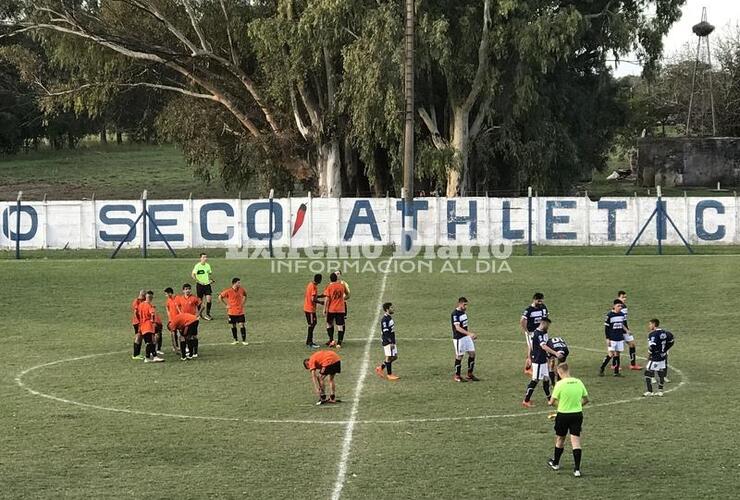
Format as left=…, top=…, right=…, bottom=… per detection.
left=452, top=297, right=479, bottom=382
left=547, top=336, right=569, bottom=385
left=599, top=300, right=630, bottom=377
left=617, top=291, right=642, bottom=370
left=522, top=318, right=564, bottom=408
left=520, top=292, right=548, bottom=374
left=643, top=319, right=675, bottom=397
left=375, top=302, right=399, bottom=381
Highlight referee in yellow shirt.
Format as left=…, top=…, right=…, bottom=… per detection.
left=547, top=363, right=589, bottom=477
left=191, top=253, right=214, bottom=320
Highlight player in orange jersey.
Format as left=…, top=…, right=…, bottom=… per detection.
left=137, top=291, right=164, bottom=363
left=168, top=312, right=200, bottom=361
left=303, top=350, right=342, bottom=405
left=219, top=278, right=248, bottom=345
left=323, top=273, right=348, bottom=347
left=303, top=274, right=325, bottom=349
left=175, top=283, right=202, bottom=316
left=164, top=287, right=180, bottom=352
left=131, top=290, right=145, bottom=360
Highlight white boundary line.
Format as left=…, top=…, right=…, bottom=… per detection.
left=14, top=339, right=686, bottom=426
left=330, top=260, right=392, bottom=500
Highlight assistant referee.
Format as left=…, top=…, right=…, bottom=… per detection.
left=191, top=253, right=214, bottom=320
left=547, top=362, right=589, bottom=477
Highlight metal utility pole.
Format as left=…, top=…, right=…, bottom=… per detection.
left=403, top=0, right=414, bottom=206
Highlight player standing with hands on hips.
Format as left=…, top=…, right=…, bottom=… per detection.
left=452, top=297, right=479, bottom=382
left=375, top=302, right=399, bottom=381
left=192, top=253, right=214, bottom=320
left=643, top=319, right=675, bottom=397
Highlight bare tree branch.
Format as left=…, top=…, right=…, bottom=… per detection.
left=181, top=0, right=212, bottom=52
left=219, top=0, right=239, bottom=66
left=470, top=93, right=493, bottom=141
left=418, top=107, right=449, bottom=150
left=290, top=85, right=312, bottom=140
left=462, top=0, right=492, bottom=113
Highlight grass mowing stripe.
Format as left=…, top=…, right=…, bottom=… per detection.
left=331, top=258, right=392, bottom=500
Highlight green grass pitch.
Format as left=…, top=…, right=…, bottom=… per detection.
left=2, top=254, right=740, bottom=499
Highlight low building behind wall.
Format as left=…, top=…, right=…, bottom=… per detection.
left=637, top=137, right=740, bottom=187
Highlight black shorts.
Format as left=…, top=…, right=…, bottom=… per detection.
left=228, top=314, right=246, bottom=324
left=305, top=312, right=317, bottom=325
left=554, top=412, right=583, bottom=437
left=196, top=283, right=212, bottom=298
left=141, top=333, right=154, bottom=344
left=155, top=324, right=162, bottom=334
left=184, top=321, right=199, bottom=336
left=133, top=325, right=139, bottom=335
left=327, top=312, right=345, bottom=326
left=321, top=361, right=341, bottom=376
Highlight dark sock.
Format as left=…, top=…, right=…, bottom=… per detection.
left=454, top=359, right=462, bottom=376
left=657, top=369, right=665, bottom=390
left=385, top=361, right=392, bottom=375
left=156, top=335, right=162, bottom=351
left=573, top=448, right=582, bottom=470
left=206, top=302, right=212, bottom=315
left=133, top=342, right=141, bottom=357
left=306, top=325, right=315, bottom=344
left=600, top=356, right=610, bottom=370
left=337, top=330, right=344, bottom=344
left=231, top=326, right=237, bottom=340
left=524, top=380, right=537, bottom=402
left=467, top=357, right=475, bottom=374
left=146, top=343, right=155, bottom=358
left=240, top=326, right=246, bottom=341
left=553, top=446, right=564, bottom=465
left=327, top=327, right=334, bottom=342
left=629, top=346, right=636, bottom=365
left=180, top=340, right=187, bottom=358
left=543, top=380, right=551, bottom=399
left=664, top=364, right=669, bottom=378
left=549, top=371, right=557, bottom=385
left=193, top=337, right=199, bottom=355
left=644, top=372, right=653, bottom=392
left=614, top=355, right=620, bottom=374
left=611, top=356, right=618, bottom=367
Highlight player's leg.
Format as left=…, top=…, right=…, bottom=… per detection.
left=326, top=315, right=335, bottom=346
left=569, top=415, right=583, bottom=475
left=306, top=313, right=317, bottom=347
left=643, top=368, right=655, bottom=395
left=613, top=342, right=623, bottom=376
left=386, top=351, right=399, bottom=380
left=627, top=338, right=641, bottom=369
left=328, top=374, right=337, bottom=402
left=548, top=358, right=557, bottom=385
left=336, top=314, right=345, bottom=346
left=453, top=339, right=465, bottom=382
left=524, top=332, right=533, bottom=374
left=542, top=366, right=551, bottom=399
left=204, top=291, right=213, bottom=319
left=663, top=355, right=670, bottom=382
left=523, top=364, right=541, bottom=406
left=228, top=316, right=238, bottom=344
left=155, top=324, right=163, bottom=354
left=179, top=332, right=188, bottom=360
left=132, top=328, right=143, bottom=359
left=548, top=424, right=566, bottom=470
left=466, top=348, right=479, bottom=381
left=238, top=318, right=247, bottom=344
left=599, top=346, right=612, bottom=375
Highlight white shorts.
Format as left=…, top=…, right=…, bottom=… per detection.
left=622, top=333, right=634, bottom=342
left=646, top=360, right=666, bottom=371
left=453, top=337, right=475, bottom=357
left=531, top=362, right=549, bottom=381
left=383, top=344, right=398, bottom=357
left=608, top=340, right=624, bottom=353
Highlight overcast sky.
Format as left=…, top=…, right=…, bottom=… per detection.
left=611, top=0, right=740, bottom=76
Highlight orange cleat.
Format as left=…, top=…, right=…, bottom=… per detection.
left=522, top=401, right=535, bottom=408
left=629, top=364, right=642, bottom=370
left=328, top=340, right=337, bottom=347
left=374, top=366, right=385, bottom=379
left=453, top=374, right=466, bottom=382
left=386, top=374, right=400, bottom=381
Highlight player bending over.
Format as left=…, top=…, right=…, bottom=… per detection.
left=643, top=319, right=675, bottom=397
left=375, top=302, right=399, bottom=381
left=599, top=300, right=629, bottom=377
left=546, top=335, right=569, bottom=385
left=169, top=312, right=200, bottom=361
left=304, top=350, right=342, bottom=405
left=452, top=297, right=479, bottom=382
left=522, top=318, right=563, bottom=408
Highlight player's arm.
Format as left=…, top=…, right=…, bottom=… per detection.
left=454, top=322, right=476, bottom=339
left=343, top=282, right=350, bottom=300
left=191, top=266, right=198, bottom=281
left=218, top=292, right=227, bottom=307
left=542, top=342, right=564, bottom=359
left=623, top=320, right=631, bottom=334
left=242, top=288, right=247, bottom=306
left=519, top=315, right=528, bottom=335
left=581, top=395, right=590, bottom=406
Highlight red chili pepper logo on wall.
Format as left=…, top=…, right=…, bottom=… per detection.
left=291, top=203, right=307, bottom=237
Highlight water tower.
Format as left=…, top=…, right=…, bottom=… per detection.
left=686, top=7, right=716, bottom=136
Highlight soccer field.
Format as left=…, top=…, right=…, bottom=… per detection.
left=2, top=254, right=739, bottom=499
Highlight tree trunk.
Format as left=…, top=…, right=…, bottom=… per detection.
left=116, top=131, right=123, bottom=144
left=100, top=126, right=108, bottom=145
left=317, top=139, right=342, bottom=198
left=448, top=106, right=470, bottom=197
left=343, top=135, right=359, bottom=196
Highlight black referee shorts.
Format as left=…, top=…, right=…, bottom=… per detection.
left=554, top=412, right=583, bottom=437
left=196, top=283, right=212, bottom=298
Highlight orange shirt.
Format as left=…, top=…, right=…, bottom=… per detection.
left=323, top=282, right=347, bottom=313
left=165, top=296, right=178, bottom=321
left=131, top=298, right=143, bottom=325
left=307, top=350, right=341, bottom=370
left=219, top=286, right=247, bottom=315
left=304, top=282, right=319, bottom=313
left=175, top=295, right=201, bottom=316
left=137, top=302, right=156, bottom=334
left=169, top=312, right=198, bottom=331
